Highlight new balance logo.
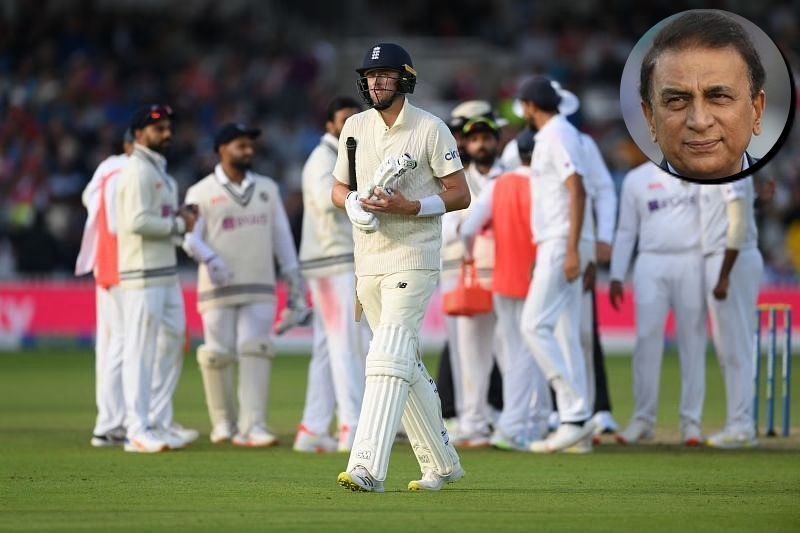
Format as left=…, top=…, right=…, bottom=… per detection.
left=371, top=46, right=381, bottom=60
left=396, top=282, right=407, bottom=288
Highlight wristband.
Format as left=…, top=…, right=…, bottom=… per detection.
left=416, top=194, right=446, bottom=217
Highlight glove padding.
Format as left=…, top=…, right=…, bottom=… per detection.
left=369, top=153, right=417, bottom=197
left=345, top=191, right=379, bottom=233
left=274, top=269, right=312, bottom=335
left=206, top=255, right=233, bottom=287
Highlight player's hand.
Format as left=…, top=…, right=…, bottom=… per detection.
left=206, top=255, right=233, bottom=286
left=583, top=261, right=596, bottom=292
left=345, top=191, right=378, bottom=233
left=609, top=280, right=625, bottom=311
left=713, top=276, right=729, bottom=300
left=178, top=205, right=198, bottom=232
left=361, top=187, right=419, bottom=216
left=564, top=248, right=581, bottom=282
left=596, top=241, right=612, bottom=265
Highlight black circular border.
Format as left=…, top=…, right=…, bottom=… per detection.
left=622, top=11, right=797, bottom=185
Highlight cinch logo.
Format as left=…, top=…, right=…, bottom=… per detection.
left=371, top=46, right=380, bottom=60
left=161, top=205, right=175, bottom=217
left=444, top=150, right=460, bottom=161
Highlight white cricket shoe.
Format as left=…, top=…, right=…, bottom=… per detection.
left=233, top=426, right=279, bottom=448
left=91, top=427, right=126, bottom=448
left=681, top=423, right=704, bottom=447
left=168, top=423, right=199, bottom=445
left=529, top=421, right=595, bottom=453
left=490, top=430, right=529, bottom=452
left=562, top=435, right=593, bottom=454
left=408, top=463, right=465, bottom=492
left=155, top=428, right=186, bottom=450
left=592, top=411, right=619, bottom=435
left=293, top=425, right=337, bottom=453
left=705, top=429, right=758, bottom=449
left=337, top=425, right=355, bottom=453
left=615, top=419, right=655, bottom=445
left=124, top=430, right=168, bottom=453
left=337, top=466, right=385, bottom=493
left=210, top=422, right=236, bottom=443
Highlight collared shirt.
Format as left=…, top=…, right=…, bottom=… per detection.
left=332, top=98, right=463, bottom=275
left=610, top=162, right=701, bottom=281
left=299, top=133, right=355, bottom=278
left=529, top=114, right=586, bottom=243
left=214, top=164, right=255, bottom=196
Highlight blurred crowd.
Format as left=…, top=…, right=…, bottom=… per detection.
left=0, top=0, right=797, bottom=282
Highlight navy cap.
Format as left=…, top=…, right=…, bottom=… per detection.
left=462, top=116, right=501, bottom=138
left=214, top=123, right=261, bottom=151
left=516, top=76, right=561, bottom=112
left=130, top=104, right=174, bottom=131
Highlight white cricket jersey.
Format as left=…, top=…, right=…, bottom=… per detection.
left=299, top=133, right=354, bottom=278
left=699, top=176, right=758, bottom=255
left=332, top=98, right=463, bottom=275
left=441, top=161, right=502, bottom=280
left=529, top=115, right=586, bottom=244
left=579, top=133, right=616, bottom=244
left=185, top=165, right=299, bottom=312
left=116, top=144, right=181, bottom=288
left=610, top=162, right=700, bottom=281
left=75, top=153, right=129, bottom=276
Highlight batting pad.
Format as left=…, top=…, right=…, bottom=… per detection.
left=347, top=375, right=409, bottom=481
left=238, top=338, right=274, bottom=435
left=403, top=361, right=461, bottom=476
left=347, top=323, right=417, bottom=481
left=197, top=345, right=237, bottom=429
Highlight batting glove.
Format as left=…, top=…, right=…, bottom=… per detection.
left=345, top=191, right=379, bottom=233
left=206, top=255, right=233, bottom=287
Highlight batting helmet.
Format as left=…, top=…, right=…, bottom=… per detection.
left=356, top=43, right=417, bottom=108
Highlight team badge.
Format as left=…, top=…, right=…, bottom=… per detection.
left=260, top=191, right=269, bottom=202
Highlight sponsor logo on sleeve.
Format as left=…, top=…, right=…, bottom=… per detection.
left=444, top=149, right=460, bottom=161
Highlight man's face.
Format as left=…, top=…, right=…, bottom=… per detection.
left=464, top=131, right=498, bottom=167
left=366, top=69, right=400, bottom=107
left=220, top=137, right=256, bottom=170
left=642, top=45, right=765, bottom=180
left=326, top=107, right=359, bottom=138
left=137, top=119, right=172, bottom=153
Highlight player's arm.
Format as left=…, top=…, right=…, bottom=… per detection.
left=121, top=168, right=185, bottom=237
left=713, top=197, right=747, bottom=300
left=609, top=177, right=639, bottom=311
left=271, top=193, right=310, bottom=334
left=565, top=173, right=585, bottom=282
left=589, top=143, right=617, bottom=264
left=460, top=180, right=495, bottom=260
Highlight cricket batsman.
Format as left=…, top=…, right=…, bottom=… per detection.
left=332, top=43, right=469, bottom=492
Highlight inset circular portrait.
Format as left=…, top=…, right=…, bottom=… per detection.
left=620, top=9, right=795, bottom=184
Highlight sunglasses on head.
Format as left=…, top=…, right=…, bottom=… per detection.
left=148, top=105, right=174, bottom=121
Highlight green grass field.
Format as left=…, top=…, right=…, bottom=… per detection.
left=1, top=349, right=799, bottom=532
